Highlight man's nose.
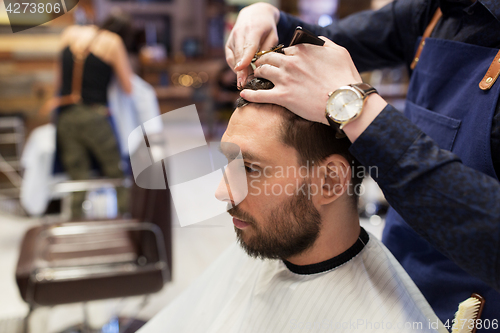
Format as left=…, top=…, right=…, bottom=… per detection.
left=215, top=173, right=234, bottom=204
left=214, top=159, right=248, bottom=205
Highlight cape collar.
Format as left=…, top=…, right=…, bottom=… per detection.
left=283, top=227, right=369, bottom=275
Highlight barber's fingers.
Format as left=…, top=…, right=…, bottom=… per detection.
left=225, top=42, right=236, bottom=67
left=240, top=86, right=282, bottom=105
left=234, top=27, right=277, bottom=72
left=224, top=18, right=243, bottom=68
left=251, top=36, right=337, bottom=71
left=229, top=34, right=260, bottom=86
left=237, top=67, right=253, bottom=89
left=241, top=43, right=258, bottom=70
left=253, top=63, right=281, bottom=82
left=254, top=51, right=286, bottom=68
left=254, top=43, right=305, bottom=68
left=231, top=35, right=253, bottom=70
left=282, top=45, right=300, bottom=56
left=225, top=43, right=249, bottom=88
left=231, top=22, right=279, bottom=71
left=225, top=46, right=236, bottom=72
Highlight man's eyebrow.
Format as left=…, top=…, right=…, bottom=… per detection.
left=242, top=151, right=265, bottom=163
left=218, top=144, right=266, bottom=163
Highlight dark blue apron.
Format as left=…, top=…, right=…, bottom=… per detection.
left=383, top=37, right=500, bottom=328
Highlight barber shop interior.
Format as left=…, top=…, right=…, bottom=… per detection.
left=1, top=0, right=498, bottom=332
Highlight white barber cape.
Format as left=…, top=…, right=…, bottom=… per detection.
left=139, top=230, right=447, bottom=333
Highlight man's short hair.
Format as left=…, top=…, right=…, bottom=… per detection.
left=236, top=77, right=363, bottom=196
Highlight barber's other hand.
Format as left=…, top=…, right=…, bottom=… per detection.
left=241, top=37, right=363, bottom=125
left=225, top=2, right=280, bottom=87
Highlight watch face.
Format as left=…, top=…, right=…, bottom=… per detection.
left=326, top=87, right=363, bottom=122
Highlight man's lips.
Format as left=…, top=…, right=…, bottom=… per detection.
left=232, top=217, right=250, bottom=229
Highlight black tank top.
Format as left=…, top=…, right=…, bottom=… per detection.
left=60, top=46, right=113, bottom=105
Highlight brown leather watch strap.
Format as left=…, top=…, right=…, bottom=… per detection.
left=351, top=83, right=377, bottom=96
left=479, top=50, right=500, bottom=90
left=325, top=116, right=347, bottom=139
left=410, top=8, right=442, bottom=70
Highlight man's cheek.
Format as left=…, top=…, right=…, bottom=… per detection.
left=249, top=167, right=262, bottom=178
left=249, top=179, right=262, bottom=196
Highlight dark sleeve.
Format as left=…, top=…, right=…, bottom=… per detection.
left=349, top=106, right=500, bottom=291
left=277, top=0, right=438, bottom=72
left=491, top=109, right=500, bottom=177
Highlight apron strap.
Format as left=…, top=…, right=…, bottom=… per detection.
left=410, top=8, right=442, bottom=70
left=479, top=51, right=500, bottom=90
left=60, top=29, right=102, bottom=106
left=411, top=6, right=500, bottom=90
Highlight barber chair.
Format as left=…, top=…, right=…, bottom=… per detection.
left=15, top=181, right=172, bottom=332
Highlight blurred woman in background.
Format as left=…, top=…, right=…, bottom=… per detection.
left=54, top=11, right=133, bottom=218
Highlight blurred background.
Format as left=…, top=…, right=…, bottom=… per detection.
left=0, top=0, right=404, bottom=332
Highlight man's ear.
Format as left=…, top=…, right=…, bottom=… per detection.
left=315, top=155, right=351, bottom=206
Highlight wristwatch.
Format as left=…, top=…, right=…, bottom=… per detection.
left=325, top=83, right=377, bottom=138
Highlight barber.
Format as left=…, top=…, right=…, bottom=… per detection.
left=226, top=0, right=500, bottom=328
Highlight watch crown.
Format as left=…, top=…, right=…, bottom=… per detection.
left=328, top=91, right=333, bottom=97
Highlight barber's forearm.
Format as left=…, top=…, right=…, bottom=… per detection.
left=348, top=106, right=500, bottom=290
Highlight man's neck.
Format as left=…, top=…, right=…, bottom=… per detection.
left=284, top=204, right=361, bottom=266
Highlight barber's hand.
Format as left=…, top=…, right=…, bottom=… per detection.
left=241, top=37, right=363, bottom=125
left=225, top=3, right=280, bottom=87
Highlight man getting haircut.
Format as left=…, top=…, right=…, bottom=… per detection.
left=138, top=78, right=446, bottom=333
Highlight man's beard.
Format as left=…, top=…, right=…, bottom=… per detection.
left=227, top=183, right=322, bottom=260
